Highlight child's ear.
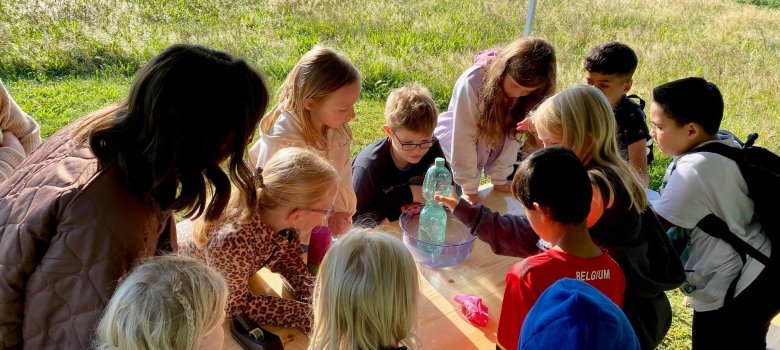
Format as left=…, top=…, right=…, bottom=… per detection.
left=533, top=202, right=555, bottom=222
left=303, top=97, right=316, bottom=111
left=623, top=79, right=633, bottom=94
left=685, top=122, right=701, bottom=139
left=286, top=209, right=302, bottom=225
left=382, top=125, right=393, bottom=137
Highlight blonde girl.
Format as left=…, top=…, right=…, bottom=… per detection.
left=434, top=37, right=556, bottom=205
left=95, top=254, right=229, bottom=350
left=524, top=84, right=671, bottom=349
left=177, top=147, right=339, bottom=334
left=248, top=45, right=360, bottom=236
left=440, top=84, right=668, bottom=349
left=308, top=229, right=419, bottom=350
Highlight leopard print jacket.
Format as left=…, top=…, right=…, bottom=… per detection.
left=177, top=212, right=314, bottom=333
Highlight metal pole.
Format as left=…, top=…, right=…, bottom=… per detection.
left=524, top=0, right=538, bottom=37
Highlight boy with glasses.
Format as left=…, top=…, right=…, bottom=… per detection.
left=352, top=83, right=450, bottom=226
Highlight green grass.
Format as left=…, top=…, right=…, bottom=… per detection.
left=3, top=0, right=780, bottom=348
left=738, top=0, right=780, bottom=8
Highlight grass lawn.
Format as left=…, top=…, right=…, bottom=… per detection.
left=3, top=0, right=780, bottom=348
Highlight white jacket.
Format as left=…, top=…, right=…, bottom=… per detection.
left=434, top=65, right=520, bottom=194
left=248, top=110, right=356, bottom=216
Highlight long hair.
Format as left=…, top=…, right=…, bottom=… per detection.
left=75, top=44, right=269, bottom=222
left=261, top=45, right=361, bottom=150
left=95, top=254, right=228, bottom=350
left=477, top=37, right=556, bottom=147
left=532, top=84, right=647, bottom=213
left=192, top=147, right=338, bottom=248
left=308, top=230, right=419, bottom=350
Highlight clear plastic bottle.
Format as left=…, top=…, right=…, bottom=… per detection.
left=418, top=157, right=452, bottom=247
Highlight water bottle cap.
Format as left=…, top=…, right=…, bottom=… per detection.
left=435, top=157, right=445, bottom=166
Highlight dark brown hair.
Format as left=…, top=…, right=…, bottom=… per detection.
left=76, top=44, right=269, bottom=222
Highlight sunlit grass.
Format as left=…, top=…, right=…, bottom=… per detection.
left=3, top=1, right=780, bottom=348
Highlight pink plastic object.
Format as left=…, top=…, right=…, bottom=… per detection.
left=307, top=226, right=332, bottom=274
left=453, top=294, right=490, bottom=326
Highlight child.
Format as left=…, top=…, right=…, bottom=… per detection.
left=0, top=80, right=41, bottom=183
left=95, top=254, right=228, bottom=350
left=352, top=83, right=449, bottom=226
left=0, top=44, right=268, bottom=349
left=438, top=85, right=674, bottom=349
left=178, top=147, right=338, bottom=334
left=650, top=77, right=776, bottom=349
left=585, top=41, right=653, bottom=183
left=434, top=37, right=556, bottom=205
left=308, top=229, right=419, bottom=350
left=496, top=146, right=626, bottom=350
left=248, top=45, right=360, bottom=236
left=519, top=278, right=640, bottom=350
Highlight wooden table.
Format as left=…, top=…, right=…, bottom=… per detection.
left=223, top=184, right=525, bottom=350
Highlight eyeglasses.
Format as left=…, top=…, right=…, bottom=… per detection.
left=393, top=134, right=433, bottom=151
left=305, top=207, right=335, bottom=218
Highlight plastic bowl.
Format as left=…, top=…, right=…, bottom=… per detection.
left=399, top=205, right=477, bottom=268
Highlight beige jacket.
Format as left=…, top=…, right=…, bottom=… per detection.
left=248, top=110, right=356, bottom=216
left=0, top=81, right=41, bottom=183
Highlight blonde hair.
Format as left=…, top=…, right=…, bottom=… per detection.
left=385, top=83, right=439, bottom=135
left=532, top=84, right=647, bottom=213
left=192, top=147, right=339, bottom=247
left=308, top=230, right=419, bottom=350
left=261, top=45, right=361, bottom=150
left=95, top=254, right=228, bottom=350
left=478, top=37, right=557, bottom=147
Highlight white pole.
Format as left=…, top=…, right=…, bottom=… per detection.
left=524, top=0, right=538, bottom=37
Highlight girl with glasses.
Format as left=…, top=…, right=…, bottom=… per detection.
left=178, top=147, right=338, bottom=334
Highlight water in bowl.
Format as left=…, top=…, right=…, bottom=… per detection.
left=400, top=208, right=476, bottom=268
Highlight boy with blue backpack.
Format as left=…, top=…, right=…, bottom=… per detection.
left=649, top=77, right=779, bottom=349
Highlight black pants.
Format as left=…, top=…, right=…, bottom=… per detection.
left=692, top=262, right=780, bottom=350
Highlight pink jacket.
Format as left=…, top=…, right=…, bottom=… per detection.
left=0, top=121, right=175, bottom=349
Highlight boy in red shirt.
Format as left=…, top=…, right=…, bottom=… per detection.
left=497, top=147, right=627, bottom=350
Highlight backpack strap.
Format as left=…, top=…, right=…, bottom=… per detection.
left=697, top=214, right=770, bottom=266
left=690, top=136, right=772, bottom=266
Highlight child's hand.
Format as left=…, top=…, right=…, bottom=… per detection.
left=433, top=195, right=458, bottom=211
left=462, top=193, right=480, bottom=205
left=516, top=117, right=535, bottom=133
left=1, top=131, right=25, bottom=155
left=328, top=212, right=352, bottom=238
left=493, top=183, right=512, bottom=192
left=409, top=185, right=424, bottom=204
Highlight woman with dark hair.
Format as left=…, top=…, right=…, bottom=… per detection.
left=0, top=44, right=269, bottom=349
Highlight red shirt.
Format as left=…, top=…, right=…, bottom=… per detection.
left=497, top=249, right=626, bottom=350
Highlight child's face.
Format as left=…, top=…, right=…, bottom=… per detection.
left=385, top=127, right=434, bottom=166
left=649, top=101, right=698, bottom=156
left=585, top=71, right=631, bottom=108
left=502, top=75, right=539, bottom=98
left=306, top=81, right=361, bottom=130
left=536, top=126, right=562, bottom=148
left=292, top=189, right=338, bottom=244
left=196, top=310, right=226, bottom=350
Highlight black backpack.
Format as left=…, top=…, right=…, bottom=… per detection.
left=687, top=133, right=780, bottom=298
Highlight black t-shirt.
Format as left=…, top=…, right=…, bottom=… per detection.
left=614, top=95, right=653, bottom=166
left=352, top=137, right=448, bottom=225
